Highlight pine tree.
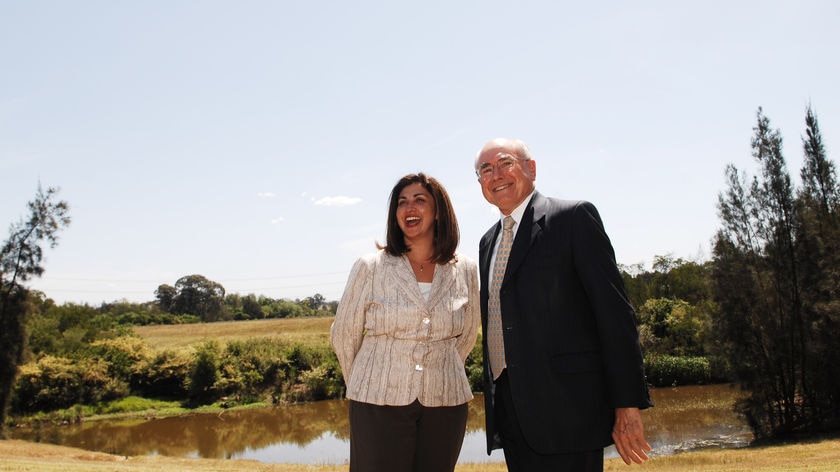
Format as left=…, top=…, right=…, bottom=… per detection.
left=0, top=185, right=70, bottom=436
left=713, top=106, right=840, bottom=438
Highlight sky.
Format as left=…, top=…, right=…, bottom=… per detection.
left=2, top=1, right=838, bottom=306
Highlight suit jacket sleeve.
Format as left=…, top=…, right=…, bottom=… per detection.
left=570, top=201, right=650, bottom=408
left=455, top=256, right=481, bottom=363
left=330, top=255, right=372, bottom=385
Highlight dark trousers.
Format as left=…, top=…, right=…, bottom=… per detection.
left=494, top=370, right=604, bottom=472
left=348, top=399, right=468, bottom=472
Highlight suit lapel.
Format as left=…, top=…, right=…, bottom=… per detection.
left=387, top=255, right=427, bottom=308
left=479, top=222, right=501, bottom=290
left=427, top=259, right=456, bottom=308
left=389, top=253, right=457, bottom=310
left=503, top=193, right=546, bottom=286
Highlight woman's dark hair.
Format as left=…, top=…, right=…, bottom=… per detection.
left=380, top=173, right=459, bottom=264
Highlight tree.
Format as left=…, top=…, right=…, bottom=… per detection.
left=301, top=293, right=326, bottom=310
left=795, top=105, right=840, bottom=433
left=637, top=297, right=710, bottom=357
left=241, top=294, right=263, bottom=319
left=0, top=185, right=70, bottom=436
left=171, top=275, right=226, bottom=322
left=155, top=284, right=177, bottom=313
left=800, top=104, right=839, bottom=216
left=713, top=106, right=840, bottom=438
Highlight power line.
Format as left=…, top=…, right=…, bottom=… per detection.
left=39, top=271, right=349, bottom=283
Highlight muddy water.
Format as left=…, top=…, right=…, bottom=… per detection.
left=11, top=384, right=751, bottom=465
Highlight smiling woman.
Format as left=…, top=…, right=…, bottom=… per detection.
left=330, top=172, right=480, bottom=472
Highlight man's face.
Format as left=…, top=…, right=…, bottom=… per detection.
left=476, top=141, right=536, bottom=215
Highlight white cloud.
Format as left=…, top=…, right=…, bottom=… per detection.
left=313, top=196, right=362, bottom=207
left=271, top=217, right=285, bottom=224
left=258, top=192, right=276, bottom=198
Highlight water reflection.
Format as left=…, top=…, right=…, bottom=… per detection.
left=12, top=384, right=751, bottom=465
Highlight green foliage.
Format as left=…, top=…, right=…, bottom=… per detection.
left=12, top=355, right=127, bottom=413
left=29, top=303, right=99, bottom=357
left=187, top=341, right=220, bottom=404
left=645, top=355, right=714, bottom=387
left=273, top=342, right=342, bottom=403
left=153, top=275, right=228, bottom=322
left=638, top=298, right=712, bottom=356
left=295, top=363, right=344, bottom=402
left=465, top=333, right=484, bottom=392
left=25, top=311, right=60, bottom=355
left=129, top=349, right=190, bottom=399
left=713, top=105, right=840, bottom=438
left=96, top=396, right=181, bottom=415
left=154, top=284, right=177, bottom=313
left=621, top=256, right=713, bottom=310
left=0, top=185, right=71, bottom=285
left=0, top=185, right=70, bottom=435
left=225, top=293, right=265, bottom=321
left=47, top=303, right=97, bottom=333
left=242, top=294, right=265, bottom=320
left=265, top=298, right=309, bottom=318
left=87, top=336, right=150, bottom=380
left=215, top=338, right=289, bottom=400
left=113, top=311, right=201, bottom=326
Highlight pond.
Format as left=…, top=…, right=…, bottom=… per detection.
left=11, top=384, right=751, bottom=465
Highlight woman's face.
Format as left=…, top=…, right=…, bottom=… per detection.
left=396, top=182, right=436, bottom=243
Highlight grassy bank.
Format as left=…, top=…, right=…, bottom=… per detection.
left=2, top=437, right=839, bottom=471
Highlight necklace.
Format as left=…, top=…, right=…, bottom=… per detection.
left=409, top=256, right=429, bottom=272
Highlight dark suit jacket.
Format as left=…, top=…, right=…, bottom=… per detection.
left=480, top=192, right=652, bottom=455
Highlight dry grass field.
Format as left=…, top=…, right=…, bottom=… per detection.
left=133, top=316, right=335, bottom=349
left=2, top=437, right=840, bottom=471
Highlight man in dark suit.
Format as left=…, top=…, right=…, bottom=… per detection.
left=475, top=138, right=653, bottom=471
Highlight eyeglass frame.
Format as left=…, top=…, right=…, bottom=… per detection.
left=475, top=154, right=530, bottom=180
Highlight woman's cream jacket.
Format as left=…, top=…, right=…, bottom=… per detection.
left=330, top=250, right=480, bottom=407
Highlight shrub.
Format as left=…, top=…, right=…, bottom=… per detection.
left=294, top=364, right=344, bottom=402
left=187, top=341, right=220, bottom=404
left=130, top=349, right=191, bottom=398
left=274, top=343, right=342, bottom=403
left=465, top=333, right=484, bottom=392
left=645, top=354, right=713, bottom=387
left=216, top=338, right=288, bottom=400
left=12, top=356, right=126, bottom=413
left=87, top=336, right=150, bottom=380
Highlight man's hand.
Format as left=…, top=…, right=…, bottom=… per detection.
left=612, top=407, right=651, bottom=465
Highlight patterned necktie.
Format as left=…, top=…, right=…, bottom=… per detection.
left=488, top=216, right=515, bottom=380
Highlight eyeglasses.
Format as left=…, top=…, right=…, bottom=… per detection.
left=476, top=156, right=526, bottom=180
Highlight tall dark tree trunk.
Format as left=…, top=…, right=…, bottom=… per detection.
left=0, top=289, right=29, bottom=436
left=0, top=185, right=70, bottom=436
